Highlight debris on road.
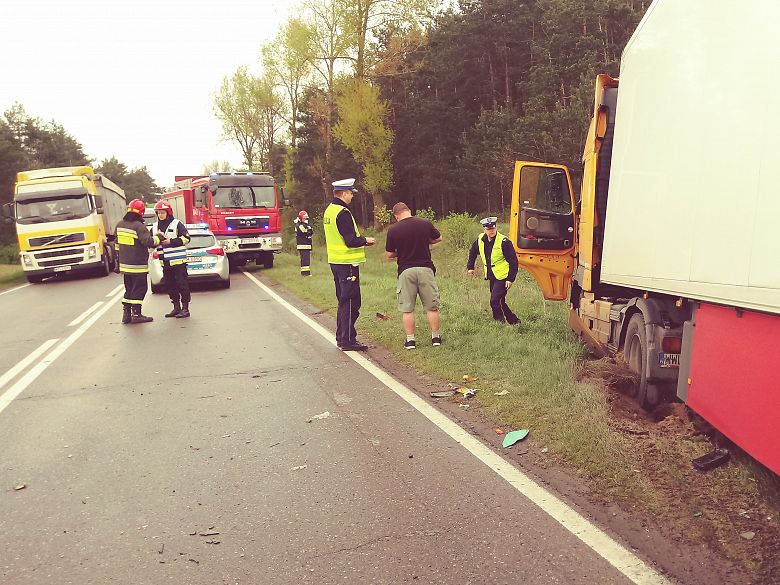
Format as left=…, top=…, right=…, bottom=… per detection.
left=306, top=411, right=331, bottom=423
left=495, top=428, right=505, bottom=435
left=740, top=531, right=756, bottom=540
left=494, top=390, right=509, bottom=396
left=459, top=388, right=478, bottom=399
left=502, top=429, right=530, bottom=448
left=376, top=312, right=392, bottom=320
left=291, top=465, right=307, bottom=471
left=430, top=390, right=456, bottom=398
left=205, top=540, right=221, bottom=545
left=462, top=374, right=477, bottom=383
left=14, top=484, right=26, bottom=491
left=199, top=531, right=220, bottom=537
left=459, top=404, right=470, bottom=410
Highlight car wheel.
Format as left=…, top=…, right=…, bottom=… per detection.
left=220, top=277, right=231, bottom=289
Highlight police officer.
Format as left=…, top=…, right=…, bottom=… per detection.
left=152, top=200, right=192, bottom=318
left=323, top=178, right=376, bottom=351
left=466, top=217, right=521, bottom=325
left=116, top=199, right=161, bottom=324
left=294, top=210, right=313, bottom=276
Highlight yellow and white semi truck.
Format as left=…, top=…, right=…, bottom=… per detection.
left=2, top=166, right=126, bottom=283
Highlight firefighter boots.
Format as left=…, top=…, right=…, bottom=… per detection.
left=176, top=301, right=190, bottom=319
left=121, top=303, right=132, bottom=325
left=130, top=305, right=154, bottom=324
left=165, top=301, right=182, bottom=318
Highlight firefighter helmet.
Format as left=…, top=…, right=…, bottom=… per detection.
left=127, top=199, right=146, bottom=216
left=154, top=200, right=173, bottom=214
left=298, top=210, right=309, bottom=221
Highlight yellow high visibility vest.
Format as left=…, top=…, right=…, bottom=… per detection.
left=323, top=203, right=366, bottom=264
left=478, top=232, right=510, bottom=280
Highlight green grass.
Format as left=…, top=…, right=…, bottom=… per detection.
left=0, top=263, right=24, bottom=288
left=247, top=226, right=656, bottom=504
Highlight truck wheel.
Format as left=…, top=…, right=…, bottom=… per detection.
left=228, top=257, right=246, bottom=272
left=262, top=254, right=274, bottom=269
left=26, top=274, right=44, bottom=284
left=623, top=313, right=663, bottom=411
left=98, top=252, right=111, bottom=277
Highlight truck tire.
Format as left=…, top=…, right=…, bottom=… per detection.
left=97, top=252, right=111, bottom=277
left=26, top=274, right=44, bottom=284
left=263, top=254, right=274, bottom=269
left=623, top=313, right=663, bottom=411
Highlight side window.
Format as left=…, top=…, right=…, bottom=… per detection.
left=519, top=166, right=572, bottom=215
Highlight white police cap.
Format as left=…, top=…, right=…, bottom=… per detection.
left=332, top=178, right=357, bottom=192
left=480, top=216, right=498, bottom=228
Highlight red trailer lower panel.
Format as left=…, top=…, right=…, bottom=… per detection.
left=687, top=303, right=780, bottom=475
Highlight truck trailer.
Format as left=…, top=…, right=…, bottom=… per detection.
left=162, top=172, right=284, bottom=269
left=509, top=0, right=780, bottom=476
left=3, top=166, right=126, bottom=282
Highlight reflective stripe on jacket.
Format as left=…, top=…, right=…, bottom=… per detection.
left=323, top=204, right=365, bottom=264
left=116, top=219, right=159, bottom=274
left=153, top=218, right=190, bottom=266
left=478, top=232, right=510, bottom=280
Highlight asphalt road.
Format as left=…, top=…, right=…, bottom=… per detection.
left=0, top=271, right=669, bottom=585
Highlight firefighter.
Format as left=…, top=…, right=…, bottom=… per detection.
left=152, top=200, right=192, bottom=318
left=294, top=210, right=314, bottom=276
left=116, top=199, right=160, bottom=324
left=466, top=216, right=521, bottom=325
left=323, top=178, right=376, bottom=351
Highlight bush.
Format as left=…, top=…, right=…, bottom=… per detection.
left=415, top=207, right=436, bottom=221
left=374, top=205, right=393, bottom=231
left=0, top=244, right=19, bottom=264
left=439, top=212, right=478, bottom=250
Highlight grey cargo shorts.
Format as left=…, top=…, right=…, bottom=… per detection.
left=396, top=267, right=440, bottom=312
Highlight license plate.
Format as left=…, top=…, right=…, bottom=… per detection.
left=53, top=266, right=72, bottom=272
left=659, top=352, right=680, bottom=368
left=187, top=256, right=202, bottom=263
left=241, top=237, right=261, bottom=244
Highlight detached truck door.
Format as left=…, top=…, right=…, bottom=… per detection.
left=509, top=162, right=577, bottom=300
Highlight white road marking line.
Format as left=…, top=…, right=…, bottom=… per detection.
left=106, top=284, right=123, bottom=297
left=0, top=291, right=122, bottom=417
left=0, top=283, right=31, bottom=297
left=68, top=301, right=103, bottom=327
left=242, top=270, right=672, bottom=585
left=0, top=339, right=58, bottom=393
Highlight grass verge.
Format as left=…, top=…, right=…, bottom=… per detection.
left=0, top=263, right=24, bottom=289
left=249, top=226, right=779, bottom=578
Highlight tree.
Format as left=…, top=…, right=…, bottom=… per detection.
left=95, top=156, right=160, bottom=202
left=333, top=78, right=393, bottom=221
left=95, top=156, right=128, bottom=185
left=202, top=160, right=234, bottom=174
left=214, top=67, right=265, bottom=170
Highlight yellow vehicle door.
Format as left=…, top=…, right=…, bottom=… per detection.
left=509, top=162, right=577, bottom=301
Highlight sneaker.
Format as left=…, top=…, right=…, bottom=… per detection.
left=341, top=342, right=368, bottom=351
left=431, top=336, right=442, bottom=347
left=404, top=339, right=416, bottom=350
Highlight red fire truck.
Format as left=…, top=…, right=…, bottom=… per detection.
left=162, top=172, right=285, bottom=268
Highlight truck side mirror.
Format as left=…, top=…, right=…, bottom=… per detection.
left=94, top=195, right=104, bottom=210
left=1, top=202, right=13, bottom=221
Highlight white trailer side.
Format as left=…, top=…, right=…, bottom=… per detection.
left=600, top=0, right=780, bottom=315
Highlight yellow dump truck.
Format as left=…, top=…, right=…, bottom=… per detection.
left=2, top=166, right=126, bottom=283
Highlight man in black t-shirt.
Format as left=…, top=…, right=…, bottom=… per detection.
left=385, top=202, right=443, bottom=349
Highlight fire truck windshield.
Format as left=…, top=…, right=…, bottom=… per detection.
left=213, top=186, right=275, bottom=209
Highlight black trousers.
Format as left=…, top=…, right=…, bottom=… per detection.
left=298, top=248, right=311, bottom=274
left=330, top=264, right=361, bottom=346
left=123, top=272, right=148, bottom=305
left=488, top=278, right=519, bottom=324
left=163, top=263, right=191, bottom=304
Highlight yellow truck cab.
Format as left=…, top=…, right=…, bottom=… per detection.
left=4, top=166, right=126, bottom=283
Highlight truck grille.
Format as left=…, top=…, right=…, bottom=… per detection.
left=38, top=256, right=80, bottom=268
left=225, top=217, right=269, bottom=230
left=28, top=232, right=86, bottom=248
left=35, top=248, right=80, bottom=259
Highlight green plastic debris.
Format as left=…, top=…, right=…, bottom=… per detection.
left=502, top=429, right=530, bottom=448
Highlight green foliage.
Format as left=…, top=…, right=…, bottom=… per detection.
left=374, top=205, right=393, bottom=230
left=96, top=156, right=160, bottom=202
left=0, top=243, right=19, bottom=264
left=415, top=207, right=435, bottom=221
left=439, top=212, right=477, bottom=250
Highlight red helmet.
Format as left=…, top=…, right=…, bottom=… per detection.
left=154, top=200, right=173, bottom=215
left=298, top=210, right=309, bottom=221
left=127, top=199, right=146, bottom=216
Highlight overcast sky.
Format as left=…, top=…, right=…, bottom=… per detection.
left=1, top=0, right=293, bottom=187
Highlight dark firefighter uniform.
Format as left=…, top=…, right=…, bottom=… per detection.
left=116, top=202, right=161, bottom=324
left=323, top=179, right=369, bottom=350
left=294, top=212, right=314, bottom=276
left=467, top=217, right=520, bottom=325
left=153, top=215, right=192, bottom=318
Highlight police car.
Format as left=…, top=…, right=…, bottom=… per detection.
left=149, top=224, right=230, bottom=293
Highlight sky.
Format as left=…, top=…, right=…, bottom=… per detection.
left=0, top=0, right=295, bottom=188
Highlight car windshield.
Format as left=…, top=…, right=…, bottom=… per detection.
left=186, top=234, right=217, bottom=249
left=213, top=186, right=275, bottom=209
left=16, top=195, right=91, bottom=224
